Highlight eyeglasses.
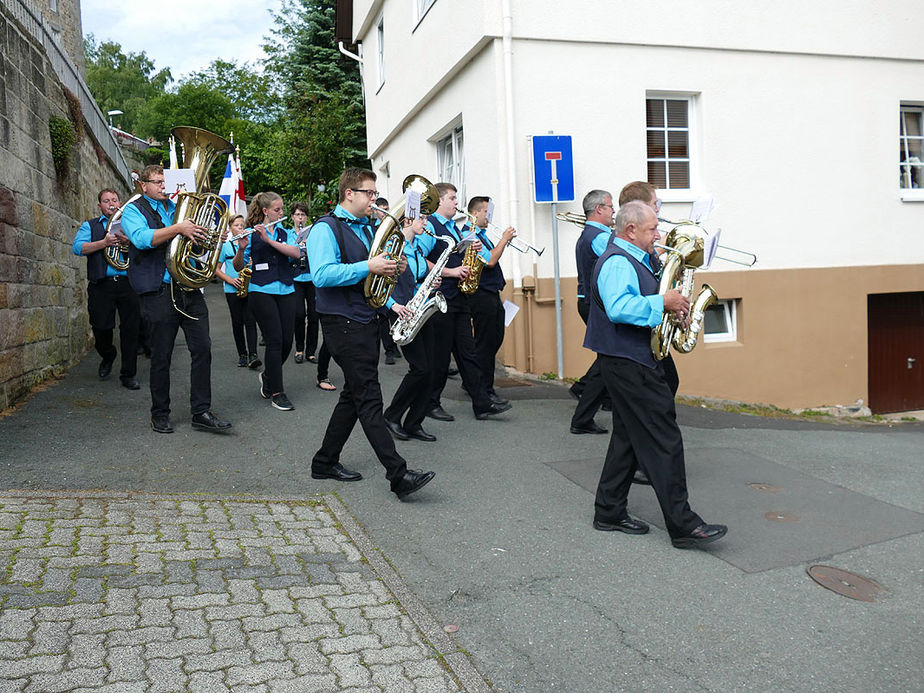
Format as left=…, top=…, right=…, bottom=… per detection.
left=350, top=188, right=379, bottom=197
left=654, top=199, right=663, bottom=212
left=599, top=203, right=615, bottom=210
left=143, top=179, right=165, bottom=186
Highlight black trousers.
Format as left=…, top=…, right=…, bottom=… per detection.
left=224, top=293, right=258, bottom=357
left=379, top=310, right=399, bottom=356
left=312, top=315, right=407, bottom=481
left=571, top=297, right=611, bottom=428
left=384, top=320, right=434, bottom=431
left=428, top=306, right=493, bottom=415
left=468, top=289, right=505, bottom=395
left=248, top=291, right=295, bottom=395
left=87, top=277, right=140, bottom=379
left=594, top=355, right=702, bottom=538
left=139, top=285, right=211, bottom=417
left=293, top=280, right=320, bottom=356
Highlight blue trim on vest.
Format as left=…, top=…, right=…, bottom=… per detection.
left=249, top=227, right=294, bottom=287
left=584, top=243, right=659, bottom=368
left=127, top=197, right=168, bottom=294
left=314, top=213, right=377, bottom=323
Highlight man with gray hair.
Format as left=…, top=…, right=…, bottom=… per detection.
left=586, top=200, right=727, bottom=549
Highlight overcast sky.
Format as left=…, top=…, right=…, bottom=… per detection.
left=81, top=0, right=283, bottom=80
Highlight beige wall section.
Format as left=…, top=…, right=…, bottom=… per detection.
left=499, top=265, right=924, bottom=409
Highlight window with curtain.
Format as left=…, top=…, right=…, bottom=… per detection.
left=376, top=15, right=385, bottom=89
left=436, top=126, right=465, bottom=203
left=647, top=97, right=691, bottom=190
left=900, top=105, right=923, bottom=189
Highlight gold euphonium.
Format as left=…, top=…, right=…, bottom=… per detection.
left=651, top=222, right=717, bottom=360
left=165, top=126, right=233, bottom=289
left=104, top=174, right=144, bottom=271
left=457, top=211, right=485, bottom=295
left=364, top=174, right=440, bottom=308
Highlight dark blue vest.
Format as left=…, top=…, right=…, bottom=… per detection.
left=576, top=224, right=607, bottom=298
left=584, top=243, right=659, bottom=369
left=249, top=226, right=294, bottom=287
left=474, top=229, right=506, bottom=293
left=426, top=217, right=465, bottom=305
left=313, top=214, right=377, bottom=323
left=85, top=217, right=109, bottom=282
left=390, top=262, right=416, bottom=306
left=126, top=198, right=168, bottom=294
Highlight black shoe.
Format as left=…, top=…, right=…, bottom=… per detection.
left=405, top=427, right=437, bottom=442
left=151, top=415, right=174, bottom=434
left=633, top=469, right=651, bottom=485
left=248, top=354, right=262, bottom=370
left=98, top=357, right=115, bottom=380
left=384, top=418, right=410, bottom=441
left=385, top=353, right=396, bottom=365
left=671, top=523, right=728, bottom=549
left=488, top=392, right=510, bottom=406
left=258, top=371, right=269, bottom=399
left=311, top=463, right=363, bottom=482
left=426, top=406, right=455, bottom=422
left=601, top=401, right=613, bottom=412
left=191, top=411, right=233, bottom=433
left=475, top=401, right=512, bottom=420
left=294, top=352, right=304, bottom=364
left=238, top=355, right=248, bottom=367
left=593, top=517, right=650, bottom=534
left=391, top=470, right=435, bottom=500
left=120, top=377, right=140, bottom=390
left=271, top=393, right=294, bottom=411
left=570, top=422, right=608, bottom=434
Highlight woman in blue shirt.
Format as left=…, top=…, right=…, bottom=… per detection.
left=215, top=215, right=261, bottom=369
left=232, top=192, right=301, bottom=411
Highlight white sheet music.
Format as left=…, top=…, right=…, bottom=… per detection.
left=405, top=190, right=421, bottom=219
left=164, top=168, right=196, bottom=197
left=107, top=218, right=122, bottom=237
left=689, top=195, right=715, bottom=223
left=486, top=199, right=496, bottom=224
left=503, top=299, right=520, bottom=327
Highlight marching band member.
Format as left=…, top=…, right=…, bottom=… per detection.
left=587, top=200, right=727, bottom=549
left=232, top=192, right=300, bottom=411
left=383, top=216, right=440, bottom=442
left=421, top=183, right=511, bottom=422
left=120, top=165, right=231, bottom=434
left=72, top=188, right=141, bottom=389
left=372, top=197, right=402, bottom=366
left=215, top=214, right=261, bottom=369
left=463, top=197, right=513, bottom=406
left=306, top=167, right=434, bottom=500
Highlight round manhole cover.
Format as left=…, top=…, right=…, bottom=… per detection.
left=748, top=483, right=781, bottom=492
left=807, top=565, right=884, bottom=602
left=764, top=511, right=798, bottom=522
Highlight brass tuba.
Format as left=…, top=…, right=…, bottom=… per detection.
left=164, top=127, right=233, bottom=289
left=364, top=174, right=440, bottom=308
left=651, top=222, right=718, bottom=360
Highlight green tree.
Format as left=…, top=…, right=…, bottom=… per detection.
left=83, top=35, right=172, bottom=135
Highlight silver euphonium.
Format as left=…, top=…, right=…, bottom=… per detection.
left=389, top=234, right=458, bottom=346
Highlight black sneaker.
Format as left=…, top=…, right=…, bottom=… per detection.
left=237, top=355, right=248, bottom=367
left=272, top=393, right=294, bottom=411
left=248, top=353, right=262, bottom=369
left=258, top=371, right=269, bottom=399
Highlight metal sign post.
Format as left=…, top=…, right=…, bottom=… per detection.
left=532, top=135, right=574, bottom=380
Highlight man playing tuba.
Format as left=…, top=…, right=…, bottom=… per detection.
left=120, top=165, right=232, bottom=435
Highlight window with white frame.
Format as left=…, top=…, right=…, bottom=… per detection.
left=647, top=96, right=692, bottom=190
left=436, top=125, right=465, bottom=202
left=703, top=299, right=737, bottom=343
left=376, top=15, right=385, bottom=89
left=900, top=104, right=923, bottom=190
left=415, top=0, right=437, bottom=23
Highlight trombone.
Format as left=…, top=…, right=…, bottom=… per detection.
left=452, top=214, right=545, bottom=257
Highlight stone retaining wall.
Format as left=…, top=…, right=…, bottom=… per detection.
left=0, top=2, right=131, bottom=411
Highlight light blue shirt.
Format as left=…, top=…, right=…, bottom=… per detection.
left=218, top=240, right=243, bottom=294
left=596, top=236, right=664, bottom=328
left=241, top=224, right=297, bottom=295
left=121, top=195, right=176, bottom=284
left=306, top=205, right=373, bottom=288
left=587, top=221, right=612, bottom=257
left=462, top=224, right=492, bottom=263
left=72, top=215, right=125, bottom=278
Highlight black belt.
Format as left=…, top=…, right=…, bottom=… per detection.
left=139, top=282, right=171, bottom=297
left=91, top=276, right=127, bottom=284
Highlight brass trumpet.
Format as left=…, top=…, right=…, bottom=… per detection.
left=364, top=174, right=440, bottom=308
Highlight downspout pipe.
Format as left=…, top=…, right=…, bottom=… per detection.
left=502, top=0, right=521, bottom=288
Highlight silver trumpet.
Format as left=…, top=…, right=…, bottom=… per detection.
left=485, top=221, right=544, bottom=256
left=389, top=234, right=459, bottom=346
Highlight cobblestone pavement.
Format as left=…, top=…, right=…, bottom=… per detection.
left=0, top=491, right=487, bottom=692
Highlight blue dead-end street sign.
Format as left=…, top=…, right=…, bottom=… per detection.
left=532, top=135, right=574, bottom=203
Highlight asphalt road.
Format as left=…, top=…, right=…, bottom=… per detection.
left=1, top=283, right=921, bottom=692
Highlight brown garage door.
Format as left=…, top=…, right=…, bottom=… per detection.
left=868, top=292, right=924, bottom=413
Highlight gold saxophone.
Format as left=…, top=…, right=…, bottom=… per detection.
left=651, top=222, right=718, bottom=360
left=457, top=212, right=485, bottom=295
left=365, top=174, right=440, bottom=308
left=164, top=127, right=233, bottom=290
left=236, top=266, right=252, bottom=298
